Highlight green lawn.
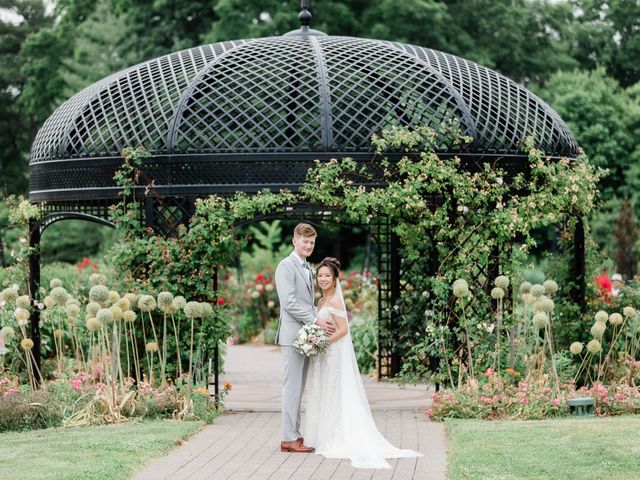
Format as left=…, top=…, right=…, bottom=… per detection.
left=447, top=415, right=640, bottom=480
left=0, top=420, right=203, bottom=480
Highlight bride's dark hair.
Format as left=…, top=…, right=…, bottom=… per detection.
left=317, top=257, right=341, bottom=279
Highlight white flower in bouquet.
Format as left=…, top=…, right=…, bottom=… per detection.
left=293, top=324, right=331, bottom=357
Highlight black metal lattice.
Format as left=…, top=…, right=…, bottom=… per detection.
left=29, top=31, right=579, bottom=205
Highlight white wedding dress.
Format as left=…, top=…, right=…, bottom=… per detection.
left=303, top=305, right=422, bottom=469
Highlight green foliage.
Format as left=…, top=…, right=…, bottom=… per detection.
left=239, top=221, right=291, bottom=272
left=350, top=315, right=377, bottom=375
left=60, top=0, right=141, bottom=96
left=536, top=68, right=640, bottom=200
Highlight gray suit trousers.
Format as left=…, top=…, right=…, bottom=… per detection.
left=282, top=346, right=309, bottom=441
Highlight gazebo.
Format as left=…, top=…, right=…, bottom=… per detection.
left=27, top=2, right=583, bottom=379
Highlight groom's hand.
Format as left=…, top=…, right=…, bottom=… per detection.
left=316, top=318, right=337, bottom=335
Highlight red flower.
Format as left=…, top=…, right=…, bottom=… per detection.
left=217, top=297, right=225, bottom=305
left=256, top=273, right=264, bottom=282
left=350, top=270, right=357, bottom=276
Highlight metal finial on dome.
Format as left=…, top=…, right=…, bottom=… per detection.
left=299, top=0, right=312, bottom=27
left=284, top=0, right=325, bottom=36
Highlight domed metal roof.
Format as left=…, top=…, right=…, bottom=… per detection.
left=29, top=27, right=579, bottom=202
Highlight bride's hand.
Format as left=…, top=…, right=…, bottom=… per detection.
left=316, top=318, right=337, bottom=335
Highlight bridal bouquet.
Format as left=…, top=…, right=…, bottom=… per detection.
left=293, top=324, right=331, bottom=357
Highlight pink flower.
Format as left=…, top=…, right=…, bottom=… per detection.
left=426, top=408, right=434, bottom=417
left=519, top=397, right=530, bottom=404
left=70, top=379, right=81, bottom=391
left=551, top=399, right=560, bottom=407
left=484, top=367, right=495, bottom=378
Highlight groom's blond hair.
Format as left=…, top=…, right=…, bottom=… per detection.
left=294, top=223, right=317, bottom=238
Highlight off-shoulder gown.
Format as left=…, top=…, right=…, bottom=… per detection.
left=302, top=307, right=422, bottom=469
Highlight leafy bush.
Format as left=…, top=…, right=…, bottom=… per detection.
left=350, top=315, right=377, bottom=375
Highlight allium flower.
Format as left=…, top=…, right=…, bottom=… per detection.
left=96, top=308, right=114, bottom=324
left=172, top=296, right=186, bottom=310
left=109, top=305, right=123, bottom=322
left=609, top=313, right=623, bottom=326
left=491, top=287, right=505, bottom=300
left=89, top=285, right=109, bottom=304
left=543, top=280, right=559, bottom=296
left=530, top=284, right=545, bottom=297
left=532, top=312, right=549, bottom=330
left=452, top=279, right=470, bottom=298
left=116, top=298, right=131, bottom=311
left=124, top=293, right=138, bottom=305
left=86, top=318, right=101, bottom=332
left=21, top=338, right=34, bottom=350
left=590, top=321, right=606, bottom=339
left=570, top=342, right=583, bottom=355
left=66, top=298, right=80, bottom=307
left=522, top=293, right=535, bottom=305
left=49, top=278, right=63, bottom=288
left=86, top=302, right=101, bottom=316
left=594, top=311, right=609, bottom=323
left=66, top=304, right=80, bottom=319
left=16, top=295, right=31, bottom=310
left=145, top=342, right=159, bottom=352
left=623, top=306, right=636, bottom=318
left=53, top=329, right=64, bottom=339
left=494, top=275, right=509, bottom=290
left=199, top=302, right=213, bottom=317
left=1, top=287, right=18, bottom=304
left=587, top=339, right=602, bottom=354
left=0, top=326, right=16, bottom=341
left=50, top=287, right=69, bottom=306
left=89, top=273, right=107, bottom=286
left=157, top=292, right=174, bottom=310
left=43, top=296, right=55, bottom=308
left=138, top=295, right=157, bottom=312
left=123, top=310, right=137, bottom=323
left=536, top=297, right=554, bottom=313
left=14, top=308, right=30, bottom=322
left=184, top=301, right=202, bottom=319
left=107, top=291, right=120, bottom=304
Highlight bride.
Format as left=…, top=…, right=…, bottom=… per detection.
left=303, top=257, right=422, bottom=469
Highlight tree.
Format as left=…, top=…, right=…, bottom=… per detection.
left=613, top=198, right=638, bottom=279
left=0, top=0, right=53, bottom=194
left=569, top=0, right=640, bottom=88
left=535, top=68, right=640, bottom=200
left=61, top=0, right=140, bottom=97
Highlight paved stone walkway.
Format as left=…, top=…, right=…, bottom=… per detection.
left=131, top=344, right=446, bottom=480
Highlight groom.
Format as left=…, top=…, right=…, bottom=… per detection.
left=275, top=223, right=336, bottom=453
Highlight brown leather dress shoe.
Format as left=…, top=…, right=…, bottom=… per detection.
left=296, top=437, right=304, bottom=445
left=281, top=440, right=315, bottom=453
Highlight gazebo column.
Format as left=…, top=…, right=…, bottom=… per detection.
left=211, top=267, right=220, bottom=403
left=572, top=217, right=586, bottom=311
left=390, top=231, right=402, bottom=376
left=28, top=218, right=42, bottom=383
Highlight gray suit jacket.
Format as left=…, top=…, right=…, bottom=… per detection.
left=274, top=251, right=316, bottom=346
